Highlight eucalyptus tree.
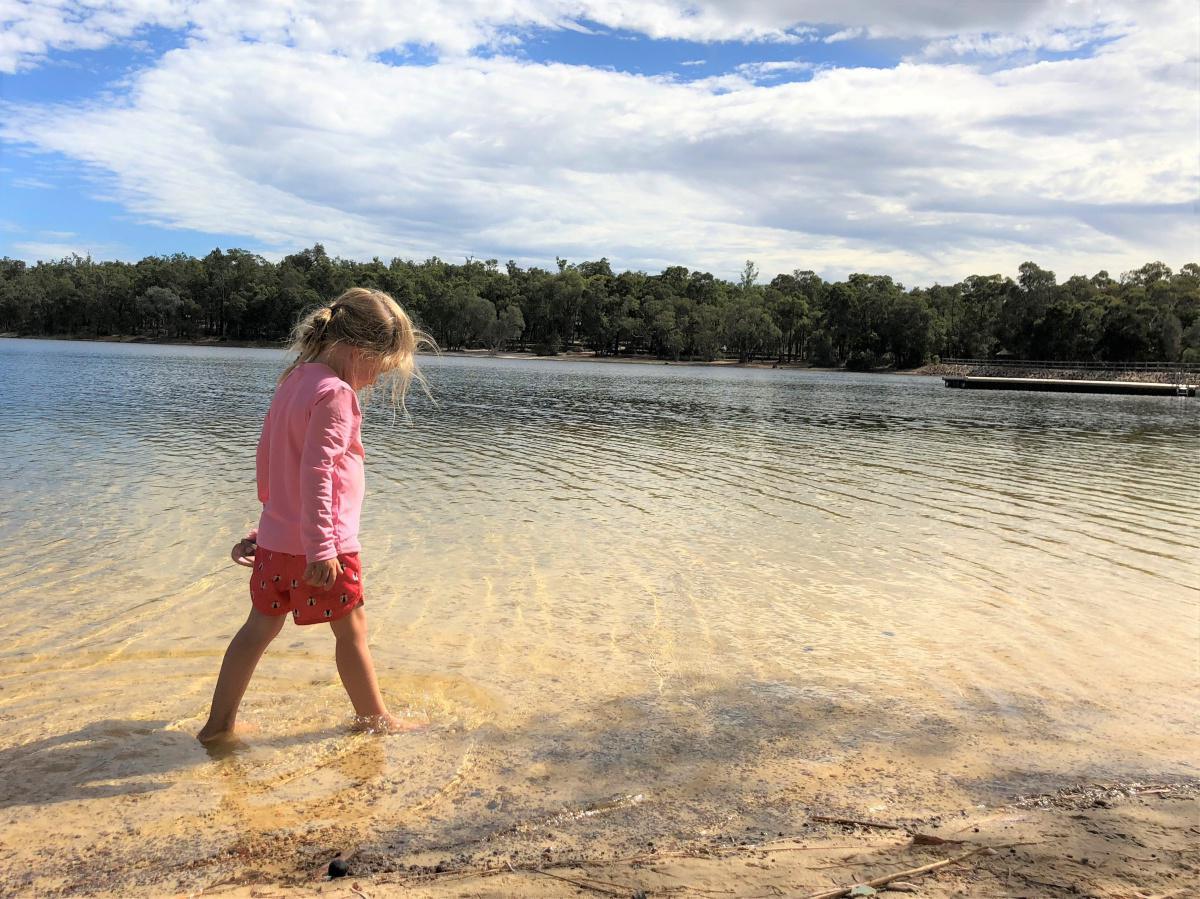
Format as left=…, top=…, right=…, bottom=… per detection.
left=3, top=246, right=1196, bottom=367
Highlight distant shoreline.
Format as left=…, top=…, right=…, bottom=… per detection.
left=0, top=332, right=861, bottom=373
left=4, top=333, right=1189, bottom=382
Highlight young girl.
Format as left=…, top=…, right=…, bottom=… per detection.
left=198, top=287, right=432, bottom=744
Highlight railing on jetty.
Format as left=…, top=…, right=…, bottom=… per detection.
left=941, top=358, right=1199, bottom=371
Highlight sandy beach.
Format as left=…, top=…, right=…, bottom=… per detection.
left=191, top=786, right=1200, bottom=898
left=7, top=760, right=1194, bottom=897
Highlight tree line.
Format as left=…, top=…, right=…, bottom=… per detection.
left=1, top=246, right=1196, bottom=367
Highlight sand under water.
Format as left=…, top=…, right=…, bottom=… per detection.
left=0, top=340, right=1197, bottom=896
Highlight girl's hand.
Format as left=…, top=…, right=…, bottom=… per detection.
left=304, top=558, right=343, bottom=590
left=231, top=539, right=257, bottom=567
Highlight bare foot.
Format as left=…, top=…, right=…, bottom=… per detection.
left=352, top=712, right=429, bottom=735
left=197, top=720, right=259, bottom=745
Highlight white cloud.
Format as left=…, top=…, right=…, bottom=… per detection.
left=11, top=240, right=116, bottom=260
left=823, top=27, right=864, bottom=43
left=734, top=60, right=816, bottom=82
left=1, top=2, right=1196, bottom=282
left=0, top=0, right=189, bottom=73
left=919, top=23, right=1117, bottom=60
left=0, top=1, right=1180, bottom=73
left=10, top=28, right=1200, bottom=280
left=0, top=0, right=804, bottom=72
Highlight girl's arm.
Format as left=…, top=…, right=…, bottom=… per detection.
left=255, top=408, right=271, bottom=503
left=299, top=386, right=356, bottom=563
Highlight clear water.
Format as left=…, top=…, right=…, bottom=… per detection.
left=1, top=338, right=1196, bottom=891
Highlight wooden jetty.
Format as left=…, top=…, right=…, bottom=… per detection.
left=939, top=359, right=1198, bottom=396
left=943, top=375, right=1195, bottom=396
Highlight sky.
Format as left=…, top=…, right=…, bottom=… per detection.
left=0, top=1, right=1197, bottom=286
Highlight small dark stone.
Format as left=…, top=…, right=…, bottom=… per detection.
left=328, top=857, right=350, bottom=878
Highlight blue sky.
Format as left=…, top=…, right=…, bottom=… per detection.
left=0, top=25, right=241, bottom=259
left=510, top=24, right=917, bottom=75
left=1, top=1, right=1196, bottom=285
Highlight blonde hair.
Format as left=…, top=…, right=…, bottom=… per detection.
left=282, top=287, right=436, bottom=414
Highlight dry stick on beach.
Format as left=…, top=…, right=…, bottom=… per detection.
left=505, top=859, right=630, bottom=897
left=810, top=815, right=905, bottom=831
left=801, top=846, right=990, bottom=899
left=754, top=843, right=897, bottom=855
left=909, top=832, right=967, bottom=846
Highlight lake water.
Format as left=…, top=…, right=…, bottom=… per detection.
left=1, top=338, right=1197, bottom=893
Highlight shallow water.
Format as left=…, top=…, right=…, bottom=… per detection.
left=0, top=338, right=1197, bottom=893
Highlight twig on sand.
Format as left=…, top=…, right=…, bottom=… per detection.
left=506, top=859, right=630, bottom=897
left=801, top=846, right=990, bottom=899
left=748, top=843, right=895, bottom=855
left=909, top=832, right=966, bottom=846
left=811, top=815, right=904, bottom=831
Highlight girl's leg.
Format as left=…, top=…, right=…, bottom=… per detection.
left=330, top=606, right=423, bottom=732
left=198, top=608, right=286, bottom=743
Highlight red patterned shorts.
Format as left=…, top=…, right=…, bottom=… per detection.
left=249, top=548, right=364, bottom=625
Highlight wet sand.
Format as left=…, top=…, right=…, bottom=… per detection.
left=4, top=743, right=1194, bottom=897
left=194, top=787, right=1200, bottom=899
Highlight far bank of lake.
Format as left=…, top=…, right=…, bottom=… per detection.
left=4, top=331, right=1194, bottom=383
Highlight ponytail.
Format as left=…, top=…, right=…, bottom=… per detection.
left=279, top=305, right=337, bottom=383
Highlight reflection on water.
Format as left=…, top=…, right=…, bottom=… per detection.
left=0, top=338, right=1196, bottom=892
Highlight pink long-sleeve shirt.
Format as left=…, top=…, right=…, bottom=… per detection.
left=254, top=363, right=365, bottom=562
